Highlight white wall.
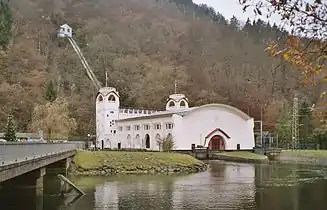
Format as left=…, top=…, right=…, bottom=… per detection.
left=116, top=116, right=174, bottom=150
left=177, top=106, right=255, bottom=150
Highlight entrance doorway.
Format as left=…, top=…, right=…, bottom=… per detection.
left=145, top=134, right=150, bottom=149
left=209, top=135, right=225, bottom=150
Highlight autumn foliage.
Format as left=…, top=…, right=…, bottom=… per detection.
left=0, top=0, right=324, bottom=141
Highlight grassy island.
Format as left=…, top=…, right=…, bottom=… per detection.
left=213, top=151, right=268, bottom=163
left=70, top=150, right=208, bottom=176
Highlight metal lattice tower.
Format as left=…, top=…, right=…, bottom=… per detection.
left=291, top=95, right=299, bottom=149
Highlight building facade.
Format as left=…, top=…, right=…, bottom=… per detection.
left=57, top=24, right=73, bottom=38
left=96, top=87, right=255, bottom=151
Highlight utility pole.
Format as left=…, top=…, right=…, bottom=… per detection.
left=291, top=94, right=299, bottom=150
left=105, top=71, right=108, bottom=87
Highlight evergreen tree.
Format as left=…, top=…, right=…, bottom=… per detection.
left=229, top=16, right=240, bottom=30
left=4, top=114, right=16, bottom=141
left=275, top=103, right=292, bottom=147
left=0, top=0, right=13, bottom=50
left=45, top=80, right=57, bottom=102
left=299, top=100, right=313, bottom=143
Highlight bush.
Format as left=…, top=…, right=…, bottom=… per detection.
left=157, top=135, right=175, bottom=152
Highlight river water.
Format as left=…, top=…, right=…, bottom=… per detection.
left=3, top=160, right=327, bottom=210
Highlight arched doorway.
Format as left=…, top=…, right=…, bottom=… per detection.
left=135, top=134, right=140, bottom=149
left=145, top=134, right=150, bottom=149
left=127, top=135, right=131, bottom=149
left=101, top=140, right=104, bottom=150
left=209, top=135, right=225, bottom=150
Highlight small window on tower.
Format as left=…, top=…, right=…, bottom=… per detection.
left=169, top=101, right=175, bottom=107
left=108, top=95, right=116, bottom=102
left=98, top=95, right=103, bottom=102
left=180, top=101, right=186, bottom=107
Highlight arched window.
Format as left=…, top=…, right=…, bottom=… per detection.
left=180, top=100, right=186, bottom=107
left=135, top=134, right=141, bottom=149
left=108, top=94, right=116, bottom=102
left=127, top=134, right=131, bottom=149
left=169, top=101, right=175, bottom=107
left=98, top=95, right=103, bottom=102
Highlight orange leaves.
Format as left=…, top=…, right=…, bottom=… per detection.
left=266, top=36, right=326, bottom=85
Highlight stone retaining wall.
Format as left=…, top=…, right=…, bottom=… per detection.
left=69, top=162, right=208, bottom=176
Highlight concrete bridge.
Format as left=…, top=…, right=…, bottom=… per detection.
left=0, top=141, right=85, bottom=209
left=0, top=141, right=85, bottom=182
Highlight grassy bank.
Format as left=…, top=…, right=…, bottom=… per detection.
left=71, top=150, right=207, bottom=175
left=280, top=150, right=327, bottom=158
left=213, top=151, right=268, bottom=163
left=277, top=150, right=327, bottom=165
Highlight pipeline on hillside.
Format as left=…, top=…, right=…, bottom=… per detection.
left=67, top=37, right=102, bottom=90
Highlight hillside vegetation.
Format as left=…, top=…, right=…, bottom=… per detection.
left=0, top=0, right=325, bottom=143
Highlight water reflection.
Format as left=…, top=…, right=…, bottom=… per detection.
left=4, top=161, right=327, bottom=209
left=171, top=161, right=256, bottom=209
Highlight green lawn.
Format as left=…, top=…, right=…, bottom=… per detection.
left=281, top=150, right=327, bottom=158
left=74, top=150, right=203, bottom=170
left=217, top=151, right=268, bottom=161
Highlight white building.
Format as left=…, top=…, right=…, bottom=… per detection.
left=96, top=87, right=255, bottom=151
left=57, top=24, right=73, bottom=38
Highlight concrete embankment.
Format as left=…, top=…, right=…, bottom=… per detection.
left=211, top=151, right=269, bottom=164
left=70, top=150, right=208, bottom=176
left=275, top=150, right=327, bottom=166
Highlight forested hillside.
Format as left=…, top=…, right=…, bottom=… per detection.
left=0, top=0, right=323, bottom=141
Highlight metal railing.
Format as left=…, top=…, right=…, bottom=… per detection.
left=0, top=141, right=85, bottom=167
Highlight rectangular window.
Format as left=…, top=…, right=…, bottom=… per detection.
left=118, top=127, right=123, bottom=131
left=166, top=123, right=173, bottom=129
left=126, top=126, right=131, bottom=131
left=154, top=123, right=161, bottom=130
left=144, top=124, right=150, bottom=130
left=135, top=125, right=140, bottom=130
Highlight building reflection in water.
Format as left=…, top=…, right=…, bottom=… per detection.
left=91, top=162, right=257, bottom=210
left=93, top=176, right=174, bottom=210
left=171, top=161, right=256, bottom=209
left=94, top=181, right=119, bottom=209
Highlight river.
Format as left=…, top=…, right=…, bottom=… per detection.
left=3, top=160, right=327, bottom=210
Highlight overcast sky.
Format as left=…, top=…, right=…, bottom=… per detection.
left=193, top=0, right=283, bottom=26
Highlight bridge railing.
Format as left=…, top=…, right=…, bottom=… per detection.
left=0, top=141, right=85, bottom=167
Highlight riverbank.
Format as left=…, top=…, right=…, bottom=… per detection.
left=212, top=151, right=269, bottom=163
left=276, top=150, right=327, bottom=166
left=70, top=150, right=208, bottom=176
